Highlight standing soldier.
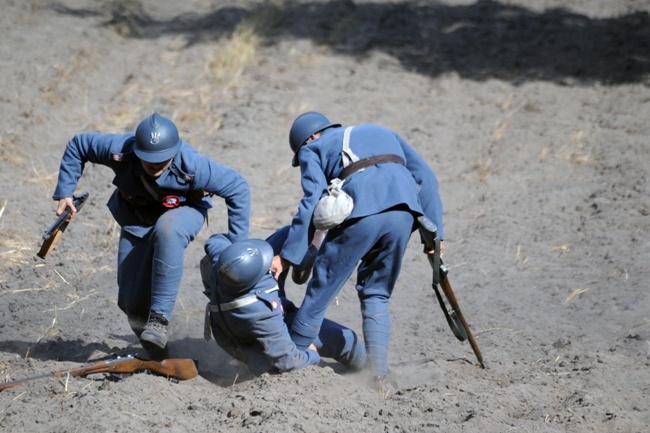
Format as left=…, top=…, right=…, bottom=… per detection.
left=270, top=111, right=445, bottom=393
left=52, top=112, right=250, bottom=359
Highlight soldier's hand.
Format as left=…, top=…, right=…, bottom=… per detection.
left=425, top=241, right=445, bottom=257
left=270, top=255, right=290, bottom=279
left=56, top=197, right=76, bottom=220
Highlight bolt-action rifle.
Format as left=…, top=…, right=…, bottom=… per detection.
left=37, top=192, right=89, bottom=259
left=418, top=216, right=486, bottom=368
left=0, top=355, right=199, bottom=392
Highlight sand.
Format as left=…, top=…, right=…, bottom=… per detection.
left=0, top=1, right=648, bottom=432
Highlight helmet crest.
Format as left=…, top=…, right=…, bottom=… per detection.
left=216, top=239, right=274, bottom=295
left=134, top=112, right=182, bottom=163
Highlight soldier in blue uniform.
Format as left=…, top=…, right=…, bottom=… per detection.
left=270, top=111, right=445, bottom=392
left=52, top=112, right=250, bottom=359
left=202, top=229, right=366, bottom=375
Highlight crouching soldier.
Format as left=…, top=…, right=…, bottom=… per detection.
left=202, top=233, right=366, bottom=375
left=51, top=112, right=250, bottom=361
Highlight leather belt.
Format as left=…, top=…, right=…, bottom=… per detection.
left=339, top=153, right=405, bottom=180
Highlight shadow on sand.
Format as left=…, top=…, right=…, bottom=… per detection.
left=52, top=0, right=650, bottom=85
left=0, top=336, right=256, bottom=388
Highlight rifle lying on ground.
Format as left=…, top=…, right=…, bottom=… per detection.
left=0, top=355, right=199, bottom=392
left=418, top=216, right=486, bottom=369
left=37, top=192, right=89, bottom=259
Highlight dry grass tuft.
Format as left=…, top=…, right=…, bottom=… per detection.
left=539, top=129, right=597, bottom=167
left=204, top=5, right=281, bottom=89
left=569, top=152, right=595, bottom=166
left=27, top=158, right=59, bottom=190
left=567, top=130, right=596, bottom=166
left=44, top=290, right=96, bottom=313
left=563, top=287, right=592, bottom=304
left=474, top=93, right=527, bottom=180
left=513, top=243, right=528, bottom=265
left=493, top=93, right=525, bottom=141
left=36, top=310, right=58, bottom=343
left=0, top=231, right=33, bottom=274
left=204, top=27, right=261, bottom=88
left=550, top=243, right=572, bottom=254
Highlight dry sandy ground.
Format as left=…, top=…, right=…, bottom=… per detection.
left=0, top=0, right=649, bottom=432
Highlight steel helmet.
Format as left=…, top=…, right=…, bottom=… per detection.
left=134, top=112, right=182, bottom=163
left=289, top=111, right=340, bottom=167
left=216, top=239, right=274, bottom=295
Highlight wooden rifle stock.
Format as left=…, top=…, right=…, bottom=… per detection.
left=37, top=192, right=89, bottom=259
left=438, top=268, right=486, bottom=368
left=0, top=355, right=199, bottom=392
left=417, top=216, right=486, bottom=369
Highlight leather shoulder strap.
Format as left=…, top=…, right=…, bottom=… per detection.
left=339, top=154, right=405, bottom=180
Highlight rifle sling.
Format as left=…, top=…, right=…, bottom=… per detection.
left=139, top=174, right=161, bottom=201
left=338, top=154, right=405, bottom=180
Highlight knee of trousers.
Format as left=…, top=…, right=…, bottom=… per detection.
left=152, top=257, right=182, bottom=278
left=290, top=318, right=321, bottom=350
left=153, top=208, right=203, bottom=246
left=151, top=227, right=192, bottom=251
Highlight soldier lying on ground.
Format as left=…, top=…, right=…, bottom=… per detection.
left=201, top=228, right=366, bottom=375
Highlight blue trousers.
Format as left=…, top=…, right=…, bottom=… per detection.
left=117, top=205, right=206, bottom=333
left=265, top=226, right=367, bottom=370
left=289, top=209, right=415, bottom=376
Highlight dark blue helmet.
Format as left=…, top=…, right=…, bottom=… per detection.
left=216, top=239, right=274, bottom=294
left=289, top=111, right=340, bottom=167
left=134, top=112, right=182, bottom=163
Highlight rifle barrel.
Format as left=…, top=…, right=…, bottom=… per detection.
left=43, top=209, right=71, bottom=240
